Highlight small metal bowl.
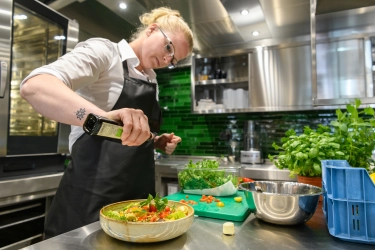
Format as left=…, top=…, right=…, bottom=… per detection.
left=239, top=181, right=323, bottom=225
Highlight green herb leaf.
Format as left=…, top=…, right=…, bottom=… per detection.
left=364, top=107, right=374, bottom=116
left=269, top=98, right=375, bottom=177
left=178, top=158, right=236, bottom=189
left=139, top=194, right=154, bottom=207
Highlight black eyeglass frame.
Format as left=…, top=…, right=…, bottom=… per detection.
left=158, top=27, right=178, bottom=69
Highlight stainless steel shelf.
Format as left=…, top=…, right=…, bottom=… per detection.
left=0, top=214, right=45, bottom=230
left=4, top=234, right=43, bottom=250
left=195, top=76, right=248, bottom=86
left=0, top=173, right=63, bottom=207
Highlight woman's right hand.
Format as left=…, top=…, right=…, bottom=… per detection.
left=107, top=108, right=151, bottom=146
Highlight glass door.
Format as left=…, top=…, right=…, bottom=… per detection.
left=7, top=5, right=65, bottom=155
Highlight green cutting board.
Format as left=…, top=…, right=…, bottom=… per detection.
left=165, top=191, right=252, bottom=222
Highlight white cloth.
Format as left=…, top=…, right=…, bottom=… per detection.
left=20, top=38, right=158, bottom=152
left=183, top=180, right=237, bottom=196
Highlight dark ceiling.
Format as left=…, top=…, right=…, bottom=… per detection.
left=55, top=1, right=135, bottom=42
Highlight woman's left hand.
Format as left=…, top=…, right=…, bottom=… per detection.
left=154, top=132, right=181, bottom=154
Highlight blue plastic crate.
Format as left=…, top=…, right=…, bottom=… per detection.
left=321, top=160, right=375, bottom=245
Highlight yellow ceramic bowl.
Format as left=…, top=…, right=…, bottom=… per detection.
left=100, top=199, right=195, bottom=243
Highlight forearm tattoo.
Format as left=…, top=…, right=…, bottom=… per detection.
left=75, top=108, right=86, bottom=120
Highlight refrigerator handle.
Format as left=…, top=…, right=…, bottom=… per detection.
left=0, top=61, right=8, bottom=98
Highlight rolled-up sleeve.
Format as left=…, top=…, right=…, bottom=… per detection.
left=20, top=38, right=114, bottom=91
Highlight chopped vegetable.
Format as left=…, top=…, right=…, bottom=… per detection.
left=105, top=210, right=126, bottom=221
left=177, top=205, right=189, bottom=215
left=234, top=197, right=242, bottom=202
left=166, top=210, right=186, bottom=220
left=179, top=199, right=198, bottom=205
left=239, top=177, right=254, bottom=183
left=217, top=202, right=225, bottom=207
left=200, top=194, right=215, bottom=203
left=103, top=194, right=188, bottom=222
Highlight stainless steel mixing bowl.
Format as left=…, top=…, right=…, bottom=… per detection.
left=239, top=181, right=323, bottom=225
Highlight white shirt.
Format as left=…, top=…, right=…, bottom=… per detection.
left=20, top=38, right=158, bottom=152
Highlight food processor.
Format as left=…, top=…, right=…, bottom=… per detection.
left=240, top=120, right=264, bottom=164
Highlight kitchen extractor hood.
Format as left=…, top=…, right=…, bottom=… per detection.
left=42, top=0, right=375, bottom=55
left=316, top=0, right=375, bottom=15
left=42, top=0, right=311, bottom=54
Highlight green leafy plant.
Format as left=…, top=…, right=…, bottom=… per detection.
left=269, top=99, right=375, bottom=177
left=178, top=159, right=237, bottom=190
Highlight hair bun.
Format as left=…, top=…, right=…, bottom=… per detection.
left=140, top=7, right=183, bottom=25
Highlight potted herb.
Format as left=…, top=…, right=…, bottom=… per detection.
left=269, top=99, right=375, bottom=181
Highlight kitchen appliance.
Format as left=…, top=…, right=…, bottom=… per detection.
left=240, top=120, right=263, bottom=164
left=228, top=139, right=240, bottom=162
left=0, top=0, right=79, bottom=178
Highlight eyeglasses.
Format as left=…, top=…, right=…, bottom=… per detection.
left=158, top=27, right=178, bottom=69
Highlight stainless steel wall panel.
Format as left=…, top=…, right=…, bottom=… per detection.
left=57, top=19, right=79, bottom=154
left=57, top=123, right=70, bottom=154
left=66, top=19, right=79, bottom=53
left=250, top=45, right=312, bottom=108
left=364, top=38, right=374, bottom=97
left=311, top=1, right=375, bottom=106
left=316, top=39, right=366, bottom=100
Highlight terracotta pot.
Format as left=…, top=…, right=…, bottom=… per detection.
left=297, top=175, right=323, bottom=201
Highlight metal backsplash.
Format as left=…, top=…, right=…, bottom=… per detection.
left=250, top=45, right=312, bottom=110
left=311, top=1, right=375, bottom=106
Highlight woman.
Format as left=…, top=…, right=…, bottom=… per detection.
left=20, top=7, right=194, bottom=238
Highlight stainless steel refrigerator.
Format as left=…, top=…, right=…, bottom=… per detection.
left=0, top=0, right=79, bottom=178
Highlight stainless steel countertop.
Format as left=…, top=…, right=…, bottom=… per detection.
left=0, top=155, right=295, bottom=207
left=21, top=202, right=374, bottom=250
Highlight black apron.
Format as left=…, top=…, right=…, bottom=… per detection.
left=44, top=61, right=161, bottom=239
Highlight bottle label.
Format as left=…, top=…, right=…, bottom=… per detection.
left=97, top=122, right=123, bottom=139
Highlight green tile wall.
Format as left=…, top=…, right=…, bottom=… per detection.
left=155, top=67, right=338, bottom=158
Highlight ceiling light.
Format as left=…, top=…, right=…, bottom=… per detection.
left=252, top=31, right=260, bottom=36
left=14, top=14, right=27, bottom=20
left=119, top=3, right=127, bottom=9
left=337, top=47, right=350, bottom=52
left=54, top=35, right=66, bottom=40
left=240, top=9, right=249, bottom=15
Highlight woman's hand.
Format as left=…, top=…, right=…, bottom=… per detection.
left=154, top=133, right=182, bottom=154
left=107, top=108, right=151, bottom=146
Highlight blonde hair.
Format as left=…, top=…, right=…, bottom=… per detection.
left=130, top=7, right=194, bottom=54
